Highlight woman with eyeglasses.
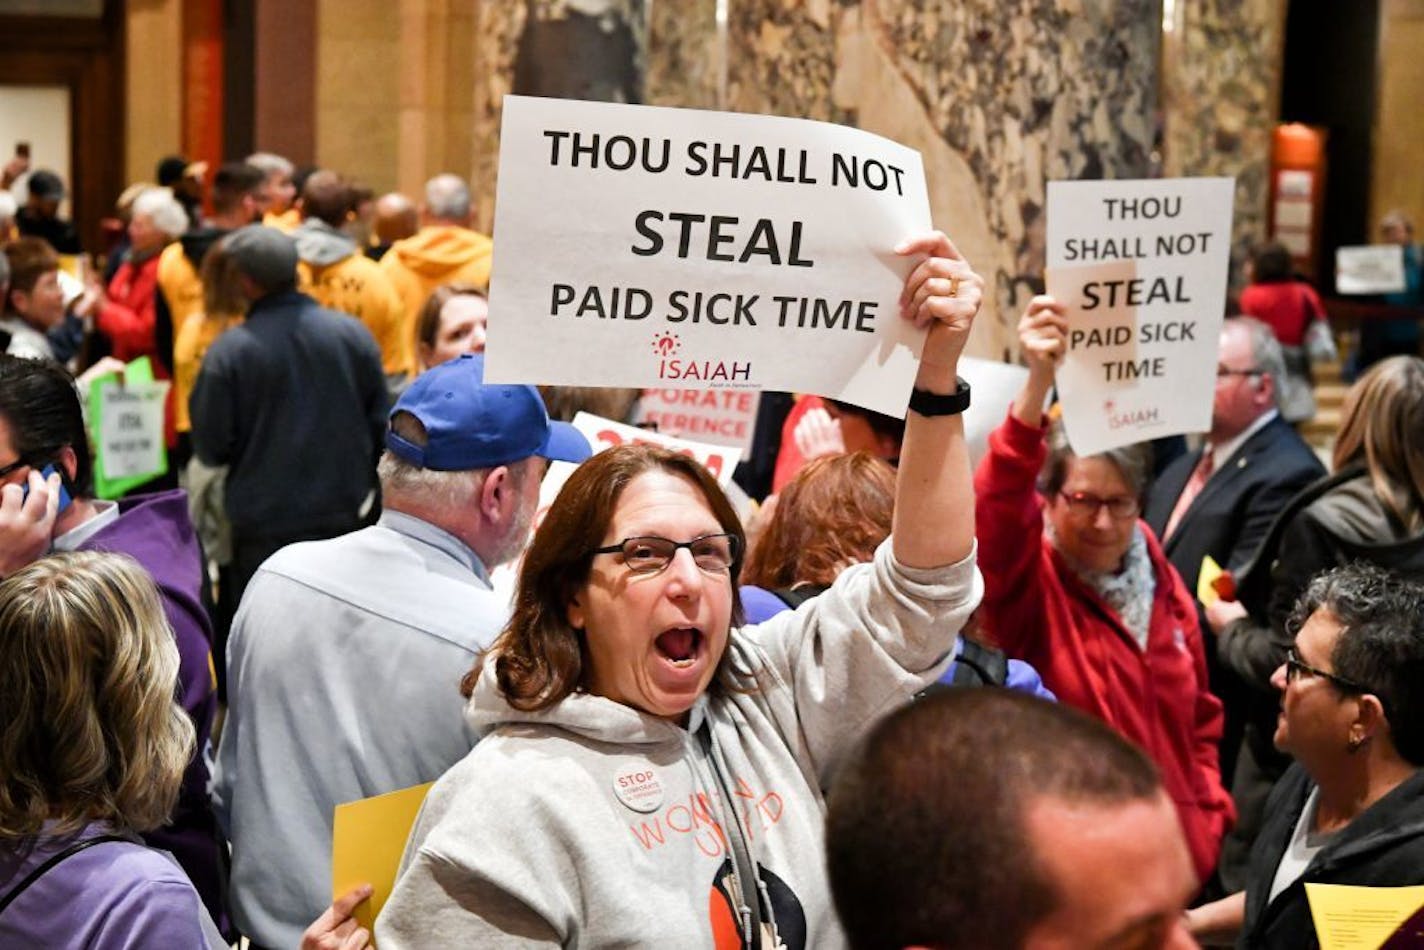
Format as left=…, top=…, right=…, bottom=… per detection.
left=377, top=232, right=983, bottom=949
left=1186, top=563, right=1424, bottom=947
left=973, top=295, right=1233, bottom=887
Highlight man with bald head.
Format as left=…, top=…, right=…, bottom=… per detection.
left=380, top=173, right=493, bottom=375
left=294, top=170, right=407, bottom=384
left=365, top=192, right=418, bottom=262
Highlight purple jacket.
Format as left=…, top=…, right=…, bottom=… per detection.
left=0, top=822, right=223, bottom=947
left=74, top=491, right=223, bottom=926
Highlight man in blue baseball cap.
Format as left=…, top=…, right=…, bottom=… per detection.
left=212, top=352, right=590, bottom=949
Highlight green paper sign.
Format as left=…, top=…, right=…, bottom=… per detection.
left=86, top=356, right=170, bottom=500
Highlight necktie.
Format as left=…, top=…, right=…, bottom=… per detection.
left=1164, top=449, right=1214, bottom=541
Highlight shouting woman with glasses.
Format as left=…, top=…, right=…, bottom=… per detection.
left=973, top=295, right=1233, bottom=887
left=378, top=232, right=984, bottom=949
left=1186, top=563, right=1424, bottom=947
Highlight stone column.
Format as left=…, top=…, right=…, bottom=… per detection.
left=125, top=0, right=182, bottom=185
left=1161, top=0, right=1288, bottom=288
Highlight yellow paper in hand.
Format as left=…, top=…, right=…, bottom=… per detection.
left=331, top=782, right=434, bottom=942
left=1306, top=882, right=1424, bottom=949
left=1197, top=555, right=1225, bottom=608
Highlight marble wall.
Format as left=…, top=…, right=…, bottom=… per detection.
left=1161, top=0, right=1287, bottom=287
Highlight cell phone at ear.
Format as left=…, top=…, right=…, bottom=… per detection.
left=19, top=464, right=73, bottom=514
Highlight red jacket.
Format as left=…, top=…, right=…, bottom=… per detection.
left=975, top=412, right=1234, bottom=883
left=98, top=253, right=164, bottom=365
left=97, top=253, right=176, bottom=446
left=1239, top=280, right=1323, bottom=347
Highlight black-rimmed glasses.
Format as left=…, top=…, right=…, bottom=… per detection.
left=1285, top=647, right=1370, bottom=693
left=1216, top=366, right=1264, bottom=379
left=590, top=534, right=741, bottom=575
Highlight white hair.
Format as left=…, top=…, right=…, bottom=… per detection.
left=131, top=187, right=190, bottom=239
left=246, top=152, right=294, bottom=179
left=424, top=174, right=471, bottom=222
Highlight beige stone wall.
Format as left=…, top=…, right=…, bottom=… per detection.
left=124, top=0, right=182, bottom=186
left=314, top=0, right=402, bottom=194
left=1374, top=0, right=1424, bottom=234
left=314, top=0, right=480, bottom=204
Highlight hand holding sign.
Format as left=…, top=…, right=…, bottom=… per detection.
left=1010, top=297, right=1069, bottom=430
left=897, top=231, right=983, bottom=373
left=1018, top=296, right=1070, bottom=376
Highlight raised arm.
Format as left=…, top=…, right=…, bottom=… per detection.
left=892, top=232, right=985, bottom=569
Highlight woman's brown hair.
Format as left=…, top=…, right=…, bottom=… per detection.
left=462, top=444, right=746, bottom=711
left=743, top=452, right=896, bottom=590
left=0, top=551, right=194, bottom=836
left=1332, top=355, right=1424, bottom=533
left=200, top=235, right=248, bottom=320
left=415, top=283, right=486, bottom=368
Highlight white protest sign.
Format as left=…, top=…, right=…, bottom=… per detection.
left=485, top=96, right=933, bottom=416
left=631, top=388, right=758, bottom=454
left=1336, top=244, right=1406, bottom=295
left=96, top=380, right=169, bottom=478
left=1045, top=177, right=1234, bottom=455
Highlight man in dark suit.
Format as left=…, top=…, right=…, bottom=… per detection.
left=1144, top=316, right=1324, bottom=785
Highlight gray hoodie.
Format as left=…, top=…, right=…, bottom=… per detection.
left=292, top=218, right=358, bottom=267
left=377, top=540, right=981, bottom=949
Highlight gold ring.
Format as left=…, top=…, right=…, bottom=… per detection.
left=948, top=276, right=961, bottom=298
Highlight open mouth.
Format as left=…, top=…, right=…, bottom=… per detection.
left=655, top=627, right=703, bottom=667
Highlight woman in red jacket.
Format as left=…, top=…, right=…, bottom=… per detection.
left=974, top=294, right=1234, bottom=887
left=83, top=187, right=189, bottom=365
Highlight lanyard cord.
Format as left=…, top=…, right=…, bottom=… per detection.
left=696, top=721, right=770, bottom=948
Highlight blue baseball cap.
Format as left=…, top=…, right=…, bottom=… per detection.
left=386, top=354, right=591, bottom=470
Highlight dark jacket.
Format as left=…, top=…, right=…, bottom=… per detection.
left=1145, top=415, right=1325, bottom=603
left=16, top=206, right=80, bottom=254
left=1239, top=765, right=1424, bottom=948
left=1222, top=466, right=1424, bottom=760
left=188, top=289, right=388, bottom=538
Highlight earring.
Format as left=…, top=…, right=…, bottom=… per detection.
left=1347, top=734, right=1370, bottom=754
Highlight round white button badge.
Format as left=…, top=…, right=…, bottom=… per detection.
left=612, top=767, right=664, bottom=813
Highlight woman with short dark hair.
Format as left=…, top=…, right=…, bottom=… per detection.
left=1188, top=563, right=1424, bottom=947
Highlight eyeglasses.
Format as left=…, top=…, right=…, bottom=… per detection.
left=1057, top=491, right=1140, bottom=519
left=1216, top=366, right=1264, bottom=379
left=1285, top=647, right=1370, bottom=693
left=590, top=533, right=742, bottom=575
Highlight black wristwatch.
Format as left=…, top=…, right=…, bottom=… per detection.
left=908, top=377, right=971, bottom=416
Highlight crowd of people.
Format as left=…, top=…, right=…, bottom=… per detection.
left=0, top=146, right=1422, bottom=950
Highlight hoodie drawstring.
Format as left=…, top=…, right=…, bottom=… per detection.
left=696, top=721, right=777, bottom=949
